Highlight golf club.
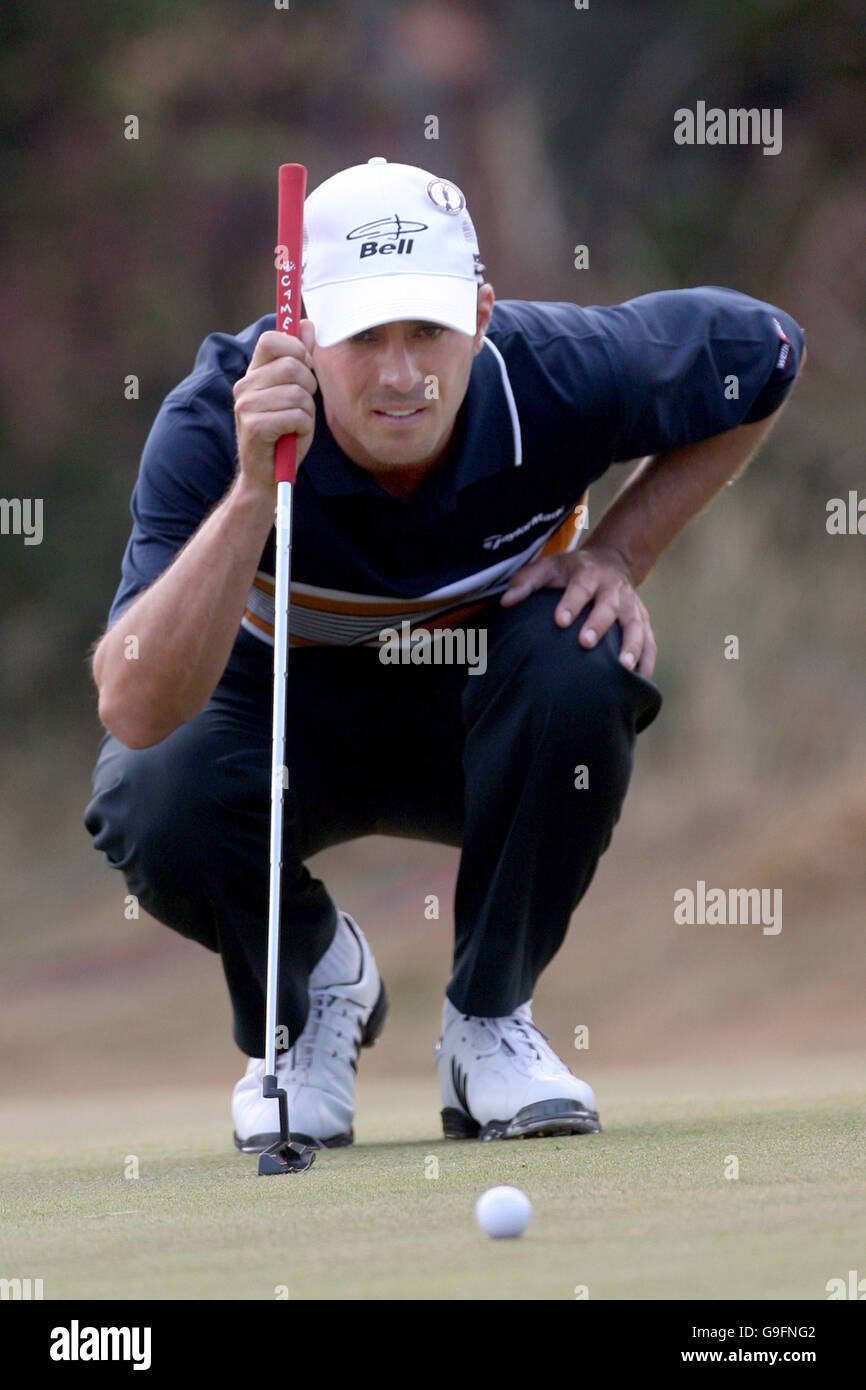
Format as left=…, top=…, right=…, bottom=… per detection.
left=258, top=162, right=315, bottom=1177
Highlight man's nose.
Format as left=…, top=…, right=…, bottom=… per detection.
left=376, top=340, right=423, bottom=392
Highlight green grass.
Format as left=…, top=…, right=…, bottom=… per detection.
left=1, top=1066, right=864, bottom=1300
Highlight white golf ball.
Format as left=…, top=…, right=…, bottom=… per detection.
left=475, top=1185, right=532, bottom=1239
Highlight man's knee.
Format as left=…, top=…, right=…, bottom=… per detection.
left=90, top=727, right=220, bottom=858
left=480, top=589, right=662, bottom=736
left=85, top=715, right=267, bottom=944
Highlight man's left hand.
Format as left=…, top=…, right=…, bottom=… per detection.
left=500, top=545, right=657, bottom=678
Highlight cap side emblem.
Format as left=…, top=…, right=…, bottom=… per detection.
left=426, top=179, right=465, bottom=214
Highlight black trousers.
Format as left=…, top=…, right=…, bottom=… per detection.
left=84, top=592, right=661, bottom=1055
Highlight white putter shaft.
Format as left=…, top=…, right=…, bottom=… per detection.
left=264, top=478, right=293, bottom=1084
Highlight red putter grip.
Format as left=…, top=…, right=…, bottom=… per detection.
left=275, top=163, right=308, bottom=485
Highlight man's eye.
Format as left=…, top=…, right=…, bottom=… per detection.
left=418, top=324, right=443, bottom=338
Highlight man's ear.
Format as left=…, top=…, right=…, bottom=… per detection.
left=474, top=283, right=495, bottom=352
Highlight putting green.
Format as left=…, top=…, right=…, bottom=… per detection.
left=1, top=1058, right=863, bottom=1300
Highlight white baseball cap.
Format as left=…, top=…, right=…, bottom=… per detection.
left=301, top=157, right=484, bottom=347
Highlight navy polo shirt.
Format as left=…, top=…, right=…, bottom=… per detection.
left=108, top=287, right=804, bottom=654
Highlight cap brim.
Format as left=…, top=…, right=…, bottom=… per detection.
left=303, top=274, right=478, bottom=347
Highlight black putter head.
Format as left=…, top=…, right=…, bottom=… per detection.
left=258, top=1137, right=316, bottom=1175
left=257, top=1072, right=316, bottom=1175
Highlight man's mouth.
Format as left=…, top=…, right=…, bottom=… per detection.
left=371, top=406, right=426, bottom=421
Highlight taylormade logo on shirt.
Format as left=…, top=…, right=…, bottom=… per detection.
left=483, top=506, right=566, bottom=552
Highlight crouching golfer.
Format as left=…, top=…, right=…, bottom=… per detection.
left=86, top=158, right=805, bottom=1149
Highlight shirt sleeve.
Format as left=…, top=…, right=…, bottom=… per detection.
left=107, top=375, right=236, bottom=627
left=598, top=286, right=805, bottom=461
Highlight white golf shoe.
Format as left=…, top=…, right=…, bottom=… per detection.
left=232, top=912, right=387, bottom=1152
left=435, top=999, right=601, bottom=1140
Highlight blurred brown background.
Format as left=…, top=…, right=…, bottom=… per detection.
left=1, top=0, right=864, bottom=1100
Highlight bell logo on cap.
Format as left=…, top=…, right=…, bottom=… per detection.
left=346, top=215, right=429, bottom=261
left=346, top=215, right=429, bottom=242
left=426, top=179, right=465, bottom=214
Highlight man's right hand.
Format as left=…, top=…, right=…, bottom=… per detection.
left=232, top=322, right=318, bottom=491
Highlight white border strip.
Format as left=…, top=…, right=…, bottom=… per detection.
left=482, top=336, right=522, bottom=467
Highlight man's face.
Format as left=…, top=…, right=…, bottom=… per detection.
left=309, top=285, right=494, bottom=476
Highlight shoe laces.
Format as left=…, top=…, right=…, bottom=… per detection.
left=459, top=1009, right=552, bottom=1070
left=289, top=988, right=366, bottom=1074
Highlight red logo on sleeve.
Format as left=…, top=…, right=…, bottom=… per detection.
left=772, top=316, right=792, bottom=370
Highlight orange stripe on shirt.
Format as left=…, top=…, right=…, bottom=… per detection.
left=537, top=492, right=588, bottom=558
left=245, top=488, right=589, bottom=642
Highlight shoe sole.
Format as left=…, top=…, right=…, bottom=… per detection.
left=234, top=1127, right=353, bottom=1154
left=441, top=1098, right=601, bottom=1141
left=234, top=979, right=389, bottom=1154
